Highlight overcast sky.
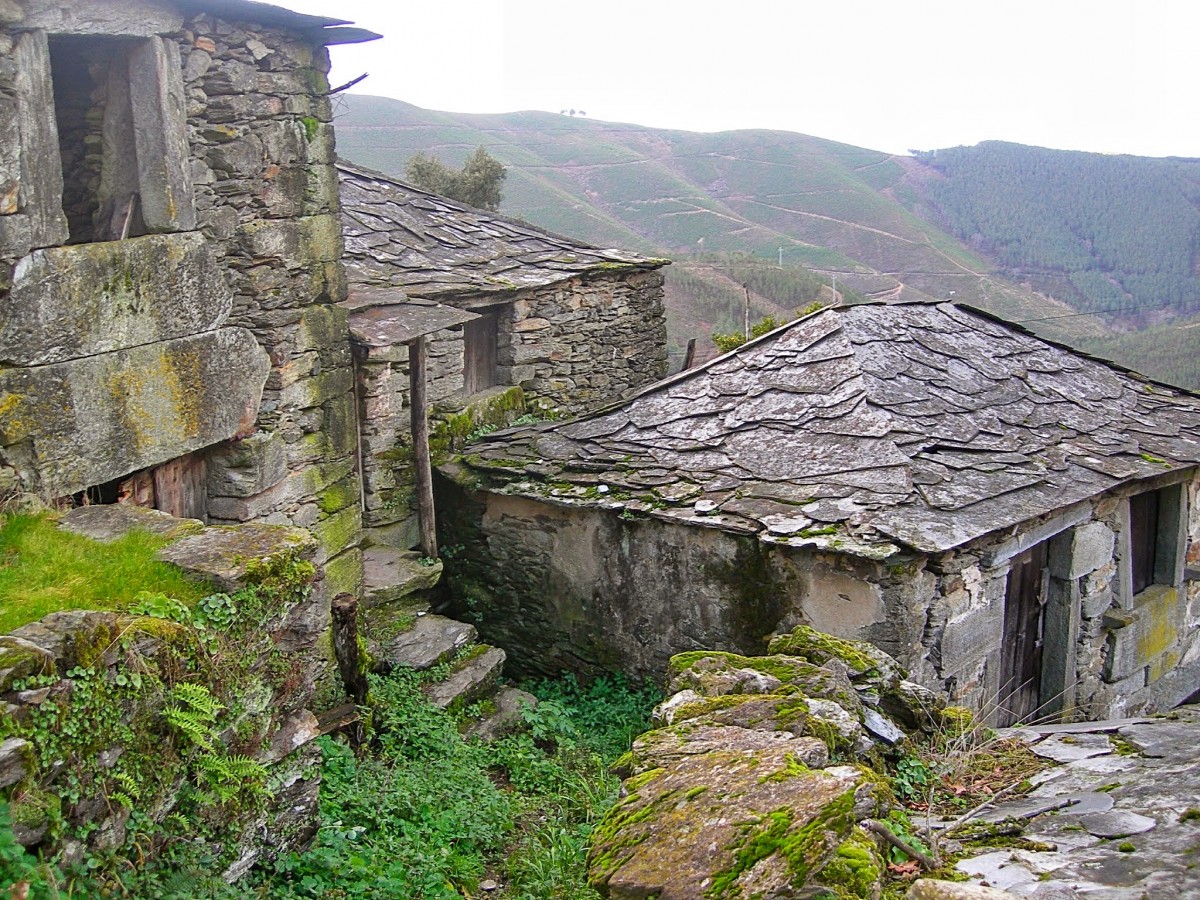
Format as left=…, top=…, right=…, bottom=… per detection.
left=281, top=0, right=1198, bottom=158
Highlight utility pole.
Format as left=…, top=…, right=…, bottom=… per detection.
left=743, top=284, right=751, bottom=339
left=778, top=247, right=783, bottom=268
left=831, top=273, right=838, bottom=305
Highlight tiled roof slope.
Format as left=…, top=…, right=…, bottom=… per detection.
left=338, top=162, right=667, bottom=301
left=461, top=302, right=1200, bottom=557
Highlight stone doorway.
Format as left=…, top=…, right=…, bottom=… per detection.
left=999, top=540, right=1050, bottom=726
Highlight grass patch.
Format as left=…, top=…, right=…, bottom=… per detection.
left=0, top=512, right=209, bottom=634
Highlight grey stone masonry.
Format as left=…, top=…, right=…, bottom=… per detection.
left=0, top=1, right=378, bottom=595
left=339, top=161, right=668, bottom=544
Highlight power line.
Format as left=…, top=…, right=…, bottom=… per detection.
left=1012, top=296, right=1200, bottom=324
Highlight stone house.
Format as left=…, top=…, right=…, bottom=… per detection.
left=0, top=0, right=377, bottom=595
left=441, top=301, right=1200, bottom=725
left=337, top=161, right=669, bottom=547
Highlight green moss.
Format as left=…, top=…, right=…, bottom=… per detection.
left=1117, top=841, right=1137, bottom=853
left=797, top=525, right=839, bottom=538
left=1180, top=808, right=1200, bottom=823
left=299, top=115, right=320, bottom=141
left=759, top=752, right=811, bottom=784
left=765, top=626, right=882, bottom=675
left=667, top=650, right=823, bottom=687
left=709, top=788, right=856, bottom=897
left=1110, top=734, right=1143, bottom=757
left=317, top=478, right=359, bottom=515
left=813, top=826, right=883, bottom=899
left=311, top=505, right=361, bottom=558
left=937, top=706, right=975, bottom=737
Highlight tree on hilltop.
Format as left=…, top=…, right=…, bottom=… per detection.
left=404, top=146, right=507, bottom=211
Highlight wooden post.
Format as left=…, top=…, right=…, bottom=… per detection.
left=408, top=335, right=438, bottom=558
left=682, top=338, right=697, bottom=371
left=331, top=592, right=368, bottom=748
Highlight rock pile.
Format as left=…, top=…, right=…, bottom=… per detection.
left=587, top=625, right=968, bottom=899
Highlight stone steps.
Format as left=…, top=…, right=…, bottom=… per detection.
left=423, top=645, right=507, bottom=710
left=355, top=550, right=534, bottom=739
left=378, top=613, right=476, bottom=672
left=362, top=546, right=442, bottom=607
left=463, top=686, right=538, bottom=742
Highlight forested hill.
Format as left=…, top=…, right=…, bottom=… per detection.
left=331, top=95, right=1198, bottom=388
left=913, top=142, right=1200, bottom=324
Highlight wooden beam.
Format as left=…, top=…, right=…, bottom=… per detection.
left=682, top=338, right=697, bottom=371
left=408, top=335, right=438, bottom=558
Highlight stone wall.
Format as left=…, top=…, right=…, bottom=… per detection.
left=435, top=471, right=918, bottom=682
left=0, top=508, right=334, bottom=880
left=0, top=2, right=362, bottom=593
left=352, top=268, right=666, bottom=547
left=500, top=268, right=668, bottom=413
left=917, top=469, right=1200, bottom=720
left=439, top=465, right=1200, bottom=721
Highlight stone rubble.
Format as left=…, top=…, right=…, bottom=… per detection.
left=950, top=706, right=1200, bottom=898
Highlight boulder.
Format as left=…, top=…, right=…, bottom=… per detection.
left=589, top=625, right=937, bottom=898
left=589, top=744, right=875, bottom=899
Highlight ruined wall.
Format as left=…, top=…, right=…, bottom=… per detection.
left=500, top=268, right=668, bottom=414
left=0, top=510, right=332, bottom=879
left=0, top=2, right=361, bottom=592
left=441, top=468, right=1199, bottom=719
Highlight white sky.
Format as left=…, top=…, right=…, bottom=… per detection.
left=281, top=0, right=1199, bottom=158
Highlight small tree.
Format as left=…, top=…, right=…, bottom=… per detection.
left=404, top=146, right=507, bottom=211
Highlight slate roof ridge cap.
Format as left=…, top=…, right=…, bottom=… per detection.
left=950, top=301, right=1200, bottom=399
left=336, top=159, right=668, bottom=270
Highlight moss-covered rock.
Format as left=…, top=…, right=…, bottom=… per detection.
left=811, top=825, right=885, bottom=899
left=588, top=742, right=864, bottom=899
left=767, top=625, right=902, bottom=683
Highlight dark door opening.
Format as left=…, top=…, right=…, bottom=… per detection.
left=999, top=541, right=1049, bottom=726
left=463, top=310, right=499, bottom=395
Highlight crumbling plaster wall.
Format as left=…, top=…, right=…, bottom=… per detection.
left=441, top=467, right=1199, bottom=720
left=436, top=476, right=919, bottom=682
left=0, top=2, right=361, bottom=592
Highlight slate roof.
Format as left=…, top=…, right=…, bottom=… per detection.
left=460, top=302, right=1200, bottom=557
left=338, top=162, right=667, bottom=302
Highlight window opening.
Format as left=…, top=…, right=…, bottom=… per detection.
left=47, top=35, right=144, bottom=244
left=1129, top=490, right=1159, bottom=596
left=1128, top=484, right=1185, bottom=596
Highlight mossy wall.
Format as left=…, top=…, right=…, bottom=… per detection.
left=0, top=520, right=334, bottom=882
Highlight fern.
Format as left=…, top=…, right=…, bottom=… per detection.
left=163, top=704, right=215, bottom=751
left=109, top=772, right=142, bottom=809
left=169, top=683, right=225, bottom=720
left=195, top=754, right=268, bottom=805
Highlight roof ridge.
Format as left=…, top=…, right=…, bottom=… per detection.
left=336, top=159, right=666, bottom=267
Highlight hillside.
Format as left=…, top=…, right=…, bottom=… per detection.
left=331, top=96, right=1196, bottom=387
left=911, top=141, right=1200, bottom=325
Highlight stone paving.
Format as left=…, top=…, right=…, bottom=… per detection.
left=951, top=705, right=1200, bottom=898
